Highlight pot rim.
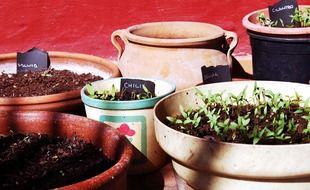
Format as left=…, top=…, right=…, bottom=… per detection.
left=154, top=80, right=310, bottom=148
left=81, top=77, right=176, bottom=110
left=0, top=51, right=120, bottom=105
left=0, top=111, right=133, bottom=190
left=242, top=5, right=310, bottom=35
left=154, top=80, right=310, bottom=179
left=124, top=21, right=225, bottom=47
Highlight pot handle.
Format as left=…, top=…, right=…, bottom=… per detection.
left=111, top=29, right=129, bottom=60
left=224, top=30, right=238, bottom=67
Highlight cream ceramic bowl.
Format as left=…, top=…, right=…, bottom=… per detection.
left=154, top=81, right=310, bottom=190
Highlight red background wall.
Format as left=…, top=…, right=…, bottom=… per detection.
left=0, top=0, right=308, bottom=60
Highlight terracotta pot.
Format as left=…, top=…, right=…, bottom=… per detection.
left=81, top=77, right=175, bottom=174
left=111, top=21, right=238, bottom=90
left=0, top=51, right=121, bottom=113
left=242, top=5, right=310, bottom=83
left=154, top=81, right=310, bottom=190
left=0, top=111, right=133, bottom=190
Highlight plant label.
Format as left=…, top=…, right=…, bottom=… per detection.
left=201, top=65, right=231, bottom=84
left=268, top=0, right=298, bottom=27
left=120, top=78, right=155, bottom=96
left=17, top=47, right=50, bottom=73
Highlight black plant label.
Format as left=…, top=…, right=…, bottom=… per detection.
left=120, top=78, right=155, bottom=96
left=268, top=0, right=298, bottom=27
left=17, top=47, right=50, bottom=73
left=201, top=65, right=231, bottom=84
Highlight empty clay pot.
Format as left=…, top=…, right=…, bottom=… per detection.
left=0, top=51, right=121, bottom=113
left=111, top=21, right=238, bottom=90
left=0, top=111, right=133, bottom=190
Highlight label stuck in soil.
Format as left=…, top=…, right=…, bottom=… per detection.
left=120, top=78, right=155, bottom=95
left=268, top=0, right=298, bottom=27
left=17, top=47, right=50, bottom=73
left=201, top=65, right=231, bottom=84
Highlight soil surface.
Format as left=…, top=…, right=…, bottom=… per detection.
left=0, top=68, right=102, bottom=97
left=167, top=103, right=310, bottom=145
left=0, top=132, right=113, bottom=190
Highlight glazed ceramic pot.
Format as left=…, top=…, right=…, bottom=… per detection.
left=111, top=21, right=238, bottom=90
left=242, top=5, right=310, bottom=84
left=0, top=111, right=133, bottom=190
left=81, top=77, right=176, bottom=174
left=154, top=81, right=310, bottom=190
left=0, top=51, right=120, bottom=113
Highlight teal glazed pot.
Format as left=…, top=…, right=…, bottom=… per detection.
left=81, top=77, right=176, bottom=174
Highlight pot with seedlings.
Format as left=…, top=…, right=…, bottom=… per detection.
left=242, top=5, right=310, bottom=83
left=81, top=77, right=175, bottom=174
left=154, top=81, right=310, bottom=190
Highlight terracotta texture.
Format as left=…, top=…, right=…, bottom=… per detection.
left=242, top=5, right=310, bottom=35
left=111, top=21, right=238, bottom=90
left=154, top=81, right=310, bottom=190
left=0, top=111, right=133, bottom=190
left=0, top=51, right=120, bottom=112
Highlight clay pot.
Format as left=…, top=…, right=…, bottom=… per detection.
left=154, top=81, right=310, bottom=190
left=0, top=51, right=120, bottom=113
left=111, top=21, right=238, bottom=90
left=81, top=77, right=175, bottom=174
left=0, top=111, right=133, bottom=190
left=242, top=5, right=310, bottom=83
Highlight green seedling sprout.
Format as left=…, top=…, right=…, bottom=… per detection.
left=166, top=83, right=310, bottom=145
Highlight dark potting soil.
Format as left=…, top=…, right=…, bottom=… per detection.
left=167, top=103, right=310, bottom=145
left=0, top=68, right=103, bottom=97
left=0, top=132, right=114, bottom=190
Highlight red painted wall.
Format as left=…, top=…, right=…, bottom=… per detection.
left=0, top=0, right=308, bottom=60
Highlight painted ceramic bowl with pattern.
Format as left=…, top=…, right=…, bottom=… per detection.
left=81, top=77, right=175, bottom=174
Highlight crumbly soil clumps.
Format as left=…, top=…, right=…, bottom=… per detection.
left=0, top=132, right=113, bottom=190
left=0, top=69, right=102, bottom=97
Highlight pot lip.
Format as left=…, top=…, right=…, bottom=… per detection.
left=124, top=21, right=225, bottom=46
left=154, top=80, right=310, bottom=147
left=0, top=111, right=133, bottom=190
left=0, top=51, right=120, bottom=105
left=81, top=77, right=176, bottom=110
left=242, top=5, right=310, bottom=35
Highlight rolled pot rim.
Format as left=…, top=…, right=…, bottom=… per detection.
left=154, top=80, right=310, bottom=148
left=124, top=21, right=225, bottom=46
left=0, top=51, right=120, bottom=105
left=81, top=77, right=176, bottom=110
left=242, top=5, right=310, bottom=35
left=0, top=110, right=133, bottom=189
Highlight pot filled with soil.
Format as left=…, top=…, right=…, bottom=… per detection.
left=0, top=51, right=120, bottom=113
left=81, top=77, right=176, bottom=174
left=242, top=5, right=310, bottom=83
left=0, top=111, right=133, bottom=190
left=111, top=21, right=238, bottom=90
left=154, top=81, right=310, bottom=190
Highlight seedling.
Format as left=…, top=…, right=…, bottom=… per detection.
left=257, top=8, right=310, bottom=27
left=86, top=83, right=155, bottom=101
left=166, top=84, right=310, bottom=145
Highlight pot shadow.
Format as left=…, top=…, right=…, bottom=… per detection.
left=231, top=56, right=252, bottom=79
left=127, top=146, right=166, bottom=190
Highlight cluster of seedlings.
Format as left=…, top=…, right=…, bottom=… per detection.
left=166, top=83, right=310, bottom=145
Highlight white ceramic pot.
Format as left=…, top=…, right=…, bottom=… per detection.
left=154, top=81, right=310, bottom=190
left=111, top=21, right=238, bottom=90
left=81, top=77, right=175, bottom=174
